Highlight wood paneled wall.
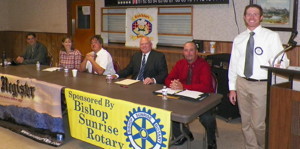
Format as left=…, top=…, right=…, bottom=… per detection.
left=1, top=31, right=300, bottom=70
left=104, top=44, right=186, bottom=72
left=0, top=31, right=67, bottom=66
left=105, top=42, right=300, bottom=72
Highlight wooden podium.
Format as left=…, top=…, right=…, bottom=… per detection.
left=261, top=66, right=300, bottom=149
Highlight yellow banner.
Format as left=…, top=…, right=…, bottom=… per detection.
left=65, top=88, right=171, bottom=149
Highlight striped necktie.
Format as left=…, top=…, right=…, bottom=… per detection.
left=137, top=54, right=146, bottom=80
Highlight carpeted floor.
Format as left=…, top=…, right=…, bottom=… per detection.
left=170, top=116, right=244, bottom=149
left=0, top=116, right=244, bottom=149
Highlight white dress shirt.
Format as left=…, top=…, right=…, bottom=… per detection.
left=228, top=25, right=289, bottom=90
left=86, top=48, right=116, bottom=75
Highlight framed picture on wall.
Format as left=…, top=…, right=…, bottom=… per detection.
left=253, top=0, right=298, bottom=31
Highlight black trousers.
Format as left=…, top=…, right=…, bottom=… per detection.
left=172, top=109, right=216, bottom=145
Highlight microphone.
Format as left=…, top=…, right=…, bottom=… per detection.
left=271, top=31, right=298, bottom=67
left=288, top=31, right=298, bottom=47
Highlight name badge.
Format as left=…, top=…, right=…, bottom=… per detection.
left=255, top=47, right=263, bottom=55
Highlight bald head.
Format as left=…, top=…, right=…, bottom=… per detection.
left=139, top=36, right=152, bottom=54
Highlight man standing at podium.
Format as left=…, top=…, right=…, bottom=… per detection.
left=228, top=4, right=289, bottom=149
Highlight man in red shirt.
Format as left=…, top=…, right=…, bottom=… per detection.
left=165, top=41, right=217, bottom=149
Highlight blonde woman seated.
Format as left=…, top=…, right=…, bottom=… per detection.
left=59, top=36, right=82, bottom=69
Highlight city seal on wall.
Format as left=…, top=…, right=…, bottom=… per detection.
left=131, top=13, right=153, bottom=39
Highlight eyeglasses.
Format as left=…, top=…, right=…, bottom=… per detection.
left=27, top=38, right=35, bottom=41
left=90, top=41, right=100, bottom=44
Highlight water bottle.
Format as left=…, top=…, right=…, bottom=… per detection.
left=36, top=61, right=40, bottom=71
left=2, top=50, right=6, bottom=67
left=162, top=86, right=168, bottom=100
left=56, top=133, right=64, bottom=142
left=64, top=67, right=69, bottom=77
left=106, top=73, right=112, bottom=84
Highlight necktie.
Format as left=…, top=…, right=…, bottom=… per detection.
left=244, top=32, right=255, bottom=78
left=186, top=64, right=192, bottom=85
left=31, top=47, right=35, bottom=58
left=137, top=54, right=146, bottom=80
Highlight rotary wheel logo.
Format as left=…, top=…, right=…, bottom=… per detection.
left=123, top=107, right=167, bottom=149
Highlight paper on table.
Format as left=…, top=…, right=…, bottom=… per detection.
left=155, top=88, right=181, bottom=95
left=115, top=79, right=140, bottom=86
left=0, top=62, right=11, bottom=65
left=287, top=66, right=300, bottom=71
left=42, top=67, right=62, bottom=72
left=175, top=90, right=204, bottom=99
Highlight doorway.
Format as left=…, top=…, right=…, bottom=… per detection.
left=70, top=0, right=95, bottom=55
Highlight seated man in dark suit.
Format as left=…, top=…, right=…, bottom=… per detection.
left=165, top=41, right=217, bottom=149
left=114, top=36, right=168, bottom=84
left=15, top=32, right=48, bottom=65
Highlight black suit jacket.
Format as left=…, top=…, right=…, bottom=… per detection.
left=118, top=50, right=168, bottom=84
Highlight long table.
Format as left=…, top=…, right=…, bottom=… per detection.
left=0, top=65, right=222, bottom=148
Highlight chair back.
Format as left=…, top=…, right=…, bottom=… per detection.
left=46, top=55, right=53, bottom=66
left=211, top=72, right=218, bottom=93
left=113, top=60, right=121, bottom=73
